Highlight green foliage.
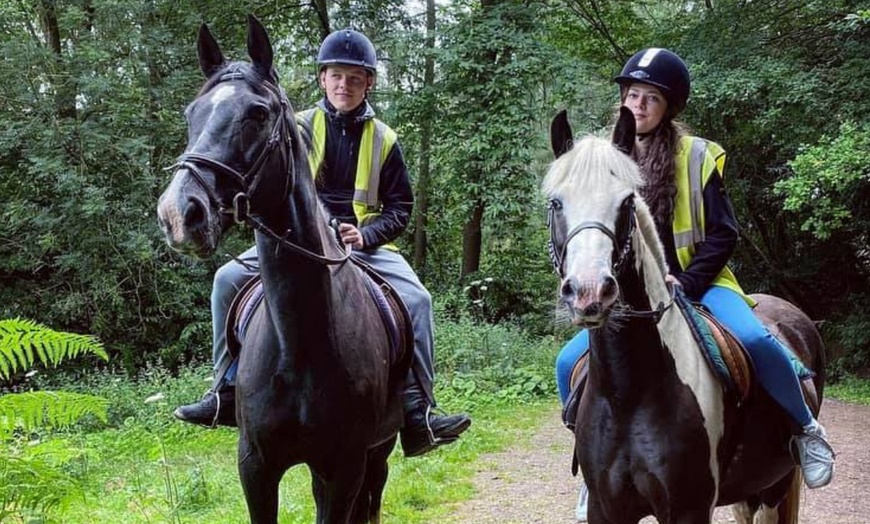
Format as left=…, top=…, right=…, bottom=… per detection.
left=826, top=374, right=870, bottom=405
left=0, top=319, right=109, bottom=522
left=0, top=452, right=80, bottom=521
left=0, top=391, right=108, bottom=438
left=0, top=318, right=107, bottom=380
left=775, top=121, right=870, bottom=240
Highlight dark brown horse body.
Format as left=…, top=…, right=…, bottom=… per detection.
left=544, top=109, right=825, bottom=524
left=156, top=17, right=409, bottom=524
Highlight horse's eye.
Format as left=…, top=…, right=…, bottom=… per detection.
left=248, top=106, right=269, bottom=123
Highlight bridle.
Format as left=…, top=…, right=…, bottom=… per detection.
left=547, top=196, right=674, bottom=322
left=547, top=197, right=635, bottom=279
left=166, top=71, right=350, bottom=267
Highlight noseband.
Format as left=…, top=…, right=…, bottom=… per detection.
left=167, top=71, right=350, bottom=266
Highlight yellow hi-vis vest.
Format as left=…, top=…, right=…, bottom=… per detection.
left=296, top=107, right=399, bottom=251
left=673, top=135, right=755, bottom=306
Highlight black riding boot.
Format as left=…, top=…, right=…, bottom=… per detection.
left=173, top=386, right=237, bottom=428
left=400, top=404, right=471, bottom=457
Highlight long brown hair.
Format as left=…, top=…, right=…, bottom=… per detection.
left=613, top=108, right=689, bottom=225
left=636, top=119, right=689, bottom=225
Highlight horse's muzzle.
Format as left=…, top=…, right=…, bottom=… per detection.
left=157, top=178, right=219, bottom=258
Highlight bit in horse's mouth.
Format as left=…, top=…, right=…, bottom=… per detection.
left=571, top=315, right=607, bottom=329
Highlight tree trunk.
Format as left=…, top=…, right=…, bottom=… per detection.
left=461, top=200, right=484, bottom=278
left=39, top=0, right=76, bottom=120
left=459, top=0, right=498, bottom=279
left=413, top=0, right=436, bottom=272
left=312, top=0, right=330, bottom=40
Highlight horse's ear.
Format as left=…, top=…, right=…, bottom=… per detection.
left=612, top=106, right=636, bottom=156
left=247, top=15, right=274, bottom=80
left=197, top=23, right=225, bottom=78
left=550, top=109, right=573, bottom=159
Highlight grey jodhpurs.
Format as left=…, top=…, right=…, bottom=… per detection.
left=210, top=245, right=436, bottom=410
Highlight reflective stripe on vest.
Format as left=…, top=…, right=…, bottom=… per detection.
left=673, top=136, right=754, bottom=305
left=296, top=107, right=400, bottom=250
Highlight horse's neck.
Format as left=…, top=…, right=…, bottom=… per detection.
left=590, top=259, right=666, bottom=399
left=634, top=216, right=721, bottom=409
left=254, top=165, right=339, bottom=367
left=589, top=220, right=689, bottom=401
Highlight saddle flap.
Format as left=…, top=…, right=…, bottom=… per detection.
left=562, top=352, right=589, bottom=430
left=696, top=308, right=753, bottom=403
left=225, top=274, right=264, bottom=360
left=351, top=256, right=414, bottom=368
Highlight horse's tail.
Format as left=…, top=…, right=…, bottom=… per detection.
left=776, top=468, right=802, bottom=524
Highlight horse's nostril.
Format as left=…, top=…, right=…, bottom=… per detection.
left=560, top=277, right=576, bottom=298
left=601, top=276, right=618, bottom=300
left=183, top=197, right=207, bottom=230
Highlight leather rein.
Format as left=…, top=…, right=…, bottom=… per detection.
left=166, top=72, right=350, bottom=267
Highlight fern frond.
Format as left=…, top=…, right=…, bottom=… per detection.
left=0, top=391, right=109, bottom=438
left=0, top=318, right=108, bottom=381
left=0, top=449, right=81, bottom=518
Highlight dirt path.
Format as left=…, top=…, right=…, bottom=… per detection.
left=444, top=399, right=870, bottom=523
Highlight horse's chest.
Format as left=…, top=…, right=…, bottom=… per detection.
left=579, top=393, right=711, bottom=473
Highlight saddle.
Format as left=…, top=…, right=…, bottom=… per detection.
left=224, top=258, right=413, bottom=368
left=561, top=295, right=819, bottom=430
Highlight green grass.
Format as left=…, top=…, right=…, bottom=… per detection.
left=826, top=374, right=870, bottom=405
left=6, top=316, right=561, bottom=523
left=40, top=386, right=552, bottom=523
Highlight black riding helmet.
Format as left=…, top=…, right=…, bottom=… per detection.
left=317, top=28, right=377, bottom=74
left=614, top=48, right=690, bottom=116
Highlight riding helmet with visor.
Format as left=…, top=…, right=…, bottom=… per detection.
left=317, top=28, right=377, bottom=74
left=614, top=48, right=690, bottom=116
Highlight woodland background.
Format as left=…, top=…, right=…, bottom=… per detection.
left=1, top=0, right=869, bottom=376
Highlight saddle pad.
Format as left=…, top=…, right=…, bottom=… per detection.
left=675, top=289, right=752, bottom=402
left=225, top=274, right=264, bottom=360
left=351, top=256, right=413, bottom=367
left=224, top=261, right=412, bottom=370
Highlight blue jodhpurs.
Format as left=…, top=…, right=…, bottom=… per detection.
left=554, top=285, right=813, bottom=426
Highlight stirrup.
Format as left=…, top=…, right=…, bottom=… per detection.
left=421, top=405, right=460, bottom=445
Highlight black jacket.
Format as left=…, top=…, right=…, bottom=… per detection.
left=313, top=98, right=413, bottom=249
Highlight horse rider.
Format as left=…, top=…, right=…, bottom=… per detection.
left=554, top=48, right=835, bottom=520
left=174, top=28, right=471, bottom=458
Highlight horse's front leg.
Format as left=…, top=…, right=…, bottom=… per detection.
left=315, top=448, right=367, bottom=524
left=238, top=432, right=283, bottom=524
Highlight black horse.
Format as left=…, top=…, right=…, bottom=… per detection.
left=543, top=108, right=826, bottom=523
left=156, top=16, right=410, bottom=524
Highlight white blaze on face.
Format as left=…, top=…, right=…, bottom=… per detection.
left=209, top=83, right=236, bottom=106
left=562, top=186, right=622, bottom=287
left=157, top=172, right=189, bottom=244
left=189, top=84, right=237, bottom=151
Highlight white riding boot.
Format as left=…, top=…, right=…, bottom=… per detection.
left=575, top=480, right=588, bottom=522
left=794, top=419, right=835, bottom=489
